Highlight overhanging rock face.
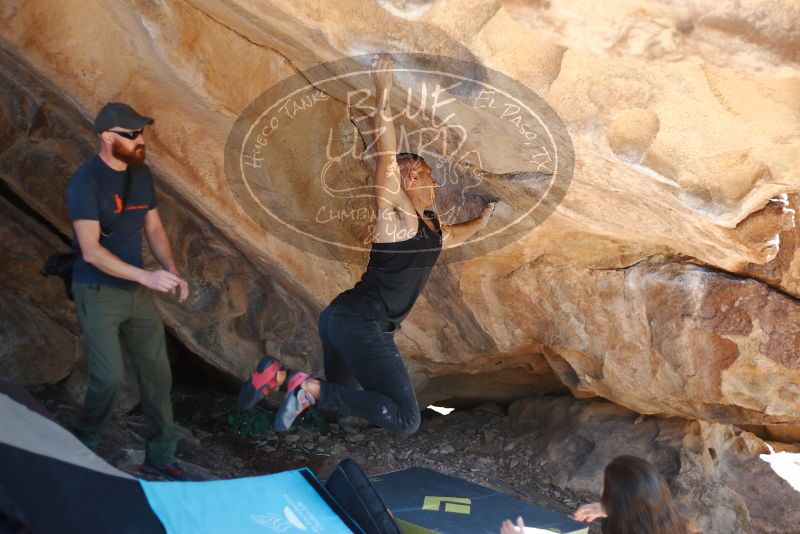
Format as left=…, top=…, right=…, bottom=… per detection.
left=1, top=0, right=799, bottom=432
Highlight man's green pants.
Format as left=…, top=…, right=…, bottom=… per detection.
left=72, top=282, right=177, bottom=467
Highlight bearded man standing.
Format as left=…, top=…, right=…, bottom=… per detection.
left=68, top=102, right=190, bottom=480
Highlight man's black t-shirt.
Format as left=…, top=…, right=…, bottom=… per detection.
left=67, top=155, right=157, bottom=287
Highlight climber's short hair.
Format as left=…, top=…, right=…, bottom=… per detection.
left=396, top=152, right=427, bottom=179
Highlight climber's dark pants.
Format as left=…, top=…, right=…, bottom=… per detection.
left=316, top=301, right=421, bottom=434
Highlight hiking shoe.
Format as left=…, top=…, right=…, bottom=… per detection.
left=236, top=356, right=282, bottom=410
left=139, top=461, right=193, bottom=481
left=274, top=372, right=316, bottom=432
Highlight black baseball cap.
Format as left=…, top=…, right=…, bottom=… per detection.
left=92, top=102, right=154, bottom=134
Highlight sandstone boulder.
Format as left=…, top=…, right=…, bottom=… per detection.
left=0, top=194, right=79, bottom=386
left=0, top=0, right=798, bottom=435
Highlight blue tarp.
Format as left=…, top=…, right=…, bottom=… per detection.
left=140, top=468, right=356, bottom=534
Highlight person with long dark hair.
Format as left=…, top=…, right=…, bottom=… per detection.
left=500, top=455, right=688, bottom=534
left=573, top=455, right=688, bottom=533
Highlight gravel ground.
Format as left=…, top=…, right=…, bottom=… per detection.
left=33, top=370, right=602, bottom=534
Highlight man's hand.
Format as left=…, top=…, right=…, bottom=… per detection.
left=573, top=502, right=605, bottom=522
left=140, top=269, right=182, bottom=295
left=371, top=53, right=395, bottom=95
left=143, top=208, right=189, bottom=303
left=499, top=516, right=525, bottom=534
left=170, top=270, right=190, bottom=304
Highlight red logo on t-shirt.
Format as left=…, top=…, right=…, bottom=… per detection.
left=113, top=193, right=149, bottom=214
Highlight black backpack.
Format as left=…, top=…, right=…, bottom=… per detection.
left=324, top=458, right=401, bottom=534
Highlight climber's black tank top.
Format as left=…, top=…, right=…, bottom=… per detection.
left=334, top=210, right=443, bottom=325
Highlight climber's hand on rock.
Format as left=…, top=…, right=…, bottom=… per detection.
left=371, top=53, right=395, bottom=91
left=479, top=202, right=496, bottom=227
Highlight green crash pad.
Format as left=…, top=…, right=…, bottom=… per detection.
left=371, top=468, right=589, bottom=534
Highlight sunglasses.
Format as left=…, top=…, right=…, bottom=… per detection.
left=107, top=129, right=144, bottom=140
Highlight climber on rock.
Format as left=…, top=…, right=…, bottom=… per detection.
left=237, top=53, right=495, bottom=434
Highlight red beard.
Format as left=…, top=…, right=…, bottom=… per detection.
left=112, top=140, right=146, bottom=165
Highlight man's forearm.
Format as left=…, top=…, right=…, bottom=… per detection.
left=146, top=225, right=178, bottom=273
left=83, top=245, right=147, bottom=283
